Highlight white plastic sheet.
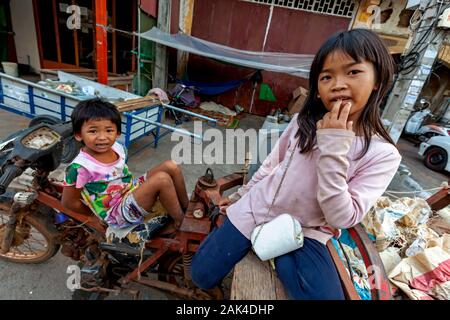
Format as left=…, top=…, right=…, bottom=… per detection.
left=139, top=27, right=314, bottom=78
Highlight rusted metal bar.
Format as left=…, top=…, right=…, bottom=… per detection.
left=122, top=246, right=169, bottom=284
left=37, top=191, right=106, bottom=235
left=134, top=276, right=196, bottom=299
left=326, top=241, right=360, bottom=300
left=179, top=217, right=211, bottom=234
left=217, top=173, right=244, bottom=194
left=0, top=202, right=21, bottom=254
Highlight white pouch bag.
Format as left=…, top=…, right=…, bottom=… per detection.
left=250, top=147, right=304, bottom=261
left=251, top=213, right=304, bottom=261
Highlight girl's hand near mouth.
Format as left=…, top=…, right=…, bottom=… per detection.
left=317, top=100, right=353, bottom=132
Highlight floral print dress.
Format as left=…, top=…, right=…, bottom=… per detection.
left=64, top=142, right=145, bottom=228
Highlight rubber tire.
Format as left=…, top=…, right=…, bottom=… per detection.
left=0, top=210, right=60, bottom=264
left=28, top=115, right=79, bottom=163
left=424, top=147, right=448, bottom=171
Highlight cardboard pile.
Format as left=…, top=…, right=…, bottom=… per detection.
left=287, top=86, right=308, bottom=116
left=362, top=196, right=450, bottom=300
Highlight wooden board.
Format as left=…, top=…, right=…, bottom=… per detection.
left=188, top=108, right=246, bottom=127
left=230, top=251, right=288, bottom=300
left=114, top=95, right=161, bottom=112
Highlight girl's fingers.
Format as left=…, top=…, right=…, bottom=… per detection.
left=339, top=102, right=352, bottom=122
left=330, top=100, right=341, bottom=119
left=347, top=121, right=354, bottom=131
left=317, top=119, right=323, bottom=129
left=218, top=197, right=231, bottom=206
left=219, top=205, right=228, bottom=214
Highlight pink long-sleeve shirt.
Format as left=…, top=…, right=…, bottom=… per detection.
left=227, top=114, right=401, bottom=245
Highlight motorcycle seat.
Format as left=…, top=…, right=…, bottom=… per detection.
left=107, top=215, right=173, bottom=246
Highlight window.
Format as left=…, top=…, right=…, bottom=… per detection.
left=243, top=0, right=357, bottom=18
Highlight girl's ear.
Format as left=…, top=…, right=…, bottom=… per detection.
left=74, top=133, right=83, bottom=142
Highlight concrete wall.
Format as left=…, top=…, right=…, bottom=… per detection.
left=353, top=0, right=411, bottom=37
left=10, top=0, right=40, bottom=72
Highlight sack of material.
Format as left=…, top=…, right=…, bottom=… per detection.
left=388, top=233, right=450, bottom=300
left=251, top=213, right=304, bottom=261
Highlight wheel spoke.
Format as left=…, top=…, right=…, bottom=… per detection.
left=14, top=246, right=25, bottom=256
left=0, top=208, right=55, bottom=261
left=24, top=239, right=38, bottom=255
left=22, top=240, right=34, bottom=254
left=28, top=233, right=46, bottom=246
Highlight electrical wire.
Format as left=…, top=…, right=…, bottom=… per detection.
left=396, top=0, right=447, bottom=75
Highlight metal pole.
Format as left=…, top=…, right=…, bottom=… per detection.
left=123, top=112, right=203, bottom=140
left=161, top=103, right=218, bottom=123
left=95, top=0, right=108, bottom=84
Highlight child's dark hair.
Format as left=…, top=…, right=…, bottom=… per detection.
left=295, top=28, right=396, bottom=159
left=71, top=98, right=122, bottom=134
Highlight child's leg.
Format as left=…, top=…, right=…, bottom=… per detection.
left=274, top=237, right=345, bottom=300
left=190, top=217, right=252, bottom=289
left=132, top=171, right=184, bottom=228
left=146, top=160, right=189, bottom=210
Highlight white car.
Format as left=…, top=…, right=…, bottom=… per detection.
left=418, top=136, right=450, bottom=172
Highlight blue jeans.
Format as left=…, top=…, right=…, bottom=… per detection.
left=190, top=217, right=345, bottom=300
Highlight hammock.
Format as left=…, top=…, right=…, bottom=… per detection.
left=176, top=79, right=246, bottom=95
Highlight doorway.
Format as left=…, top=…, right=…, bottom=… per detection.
left=33, top=0, right=136, bottom=73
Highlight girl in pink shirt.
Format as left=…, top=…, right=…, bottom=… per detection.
left=62, top=99, right=189, bottom=230
left=191, top=29, right=401, bottom=300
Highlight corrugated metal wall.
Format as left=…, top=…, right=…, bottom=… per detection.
left=187, top=0, right=351, bottom=115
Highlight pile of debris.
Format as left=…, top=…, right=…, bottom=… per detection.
left=362, top=196, right=450, bottom=300
left=38, top=79, right=98, bottom=97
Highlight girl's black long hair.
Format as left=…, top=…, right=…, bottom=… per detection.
left=295, top=28, right=396, bottom=159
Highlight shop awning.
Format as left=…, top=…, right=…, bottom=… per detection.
left=139, top=27, right=314, bottom=78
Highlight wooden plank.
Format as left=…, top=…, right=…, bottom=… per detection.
left=231, top=243, right=365, bottom=300
left=426, top=185, right=450, bottom=211
left=230, top=251, right=288, bottom=300
left=114, top=95, right=161, bottom=112
left=154, top=0, right=171, bottom=89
